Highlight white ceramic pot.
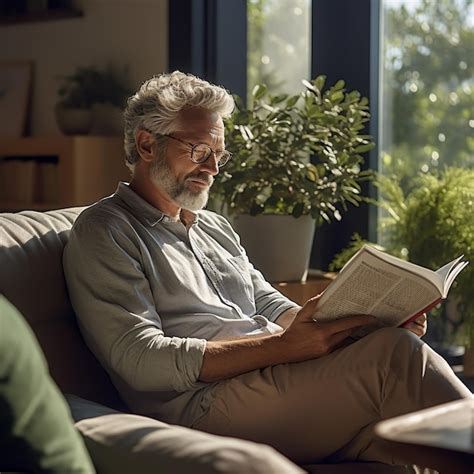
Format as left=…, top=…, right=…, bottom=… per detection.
left=233, top=214, right=316, bottom=283
left=91, top=103, right=124, bottom=135
left=55, top=106, right=92, bottom=135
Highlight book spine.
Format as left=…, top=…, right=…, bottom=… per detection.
left=398, top=298, right=443, bottom=327
left=0, top=160, right=6, bottom=201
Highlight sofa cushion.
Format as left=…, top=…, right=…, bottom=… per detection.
left=0, top=208, right=123, bottom=409
left=66, top=394, right=304, bottom=474
left=0, top=208, right=83, bottom=324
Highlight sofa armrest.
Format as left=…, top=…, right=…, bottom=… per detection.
left=66, top=395, right=303, bottom=474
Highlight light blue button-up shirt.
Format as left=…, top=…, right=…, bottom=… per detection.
left=63, top=182, right=298, bottom=427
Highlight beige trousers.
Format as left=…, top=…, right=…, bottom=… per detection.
left=193, top=328, right=471, bottom=466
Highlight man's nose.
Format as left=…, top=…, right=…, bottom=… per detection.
left=200, top=152, right=220, bottom=176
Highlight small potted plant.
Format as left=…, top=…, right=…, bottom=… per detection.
left=212, top=76, right=374, bottom=282
left=56, top=64, right=132, bottom=135
left=56, top=67, right=95, bottom=135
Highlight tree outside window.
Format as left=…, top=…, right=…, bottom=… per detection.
left=247, top=0, right=311, bottom=104
left=380, top=0, right=473, bottom=185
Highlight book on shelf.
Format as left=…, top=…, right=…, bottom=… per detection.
left=0, top=159, right=16, bottom=202
left=0, top=158, right=58, bottom=206
left=0, top=160, right=8, bottom=201
left=0, top=159, right=36, bottom=203
left=315, top=245, right=469, bottom=338
left=35, top=162, right=58, bottom=204
left=17, top=160, right=36, bottom=203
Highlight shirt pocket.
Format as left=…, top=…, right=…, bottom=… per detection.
left=226, top=255, right=255, bottom=304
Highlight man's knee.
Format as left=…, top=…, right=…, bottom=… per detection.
left=362, top=327, right=423, bottom=368
left=367, top=326, right=420, bottom=346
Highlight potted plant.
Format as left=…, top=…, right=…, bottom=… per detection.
left=330, top=167, right=474, bottom=371
left=378, top=168, right=474, bottom=373
left=56, top=64, right=132, bottom=135
left=212, top=76, right=374, bottom=282
left=56, top=67, right=95, bottom=135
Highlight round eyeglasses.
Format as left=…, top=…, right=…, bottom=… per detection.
left=163, top=134, right=232, bottom=168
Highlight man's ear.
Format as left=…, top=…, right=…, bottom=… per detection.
left=135, top=130, right=156, bottom=163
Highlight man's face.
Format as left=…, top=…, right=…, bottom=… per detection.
left=150, top=108, right=225, bottom=212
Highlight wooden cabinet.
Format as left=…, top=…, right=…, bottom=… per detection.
left=0, top=136, right=130, bottom=211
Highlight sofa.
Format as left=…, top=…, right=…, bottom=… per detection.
left=0, top=207, right=408, bottom=473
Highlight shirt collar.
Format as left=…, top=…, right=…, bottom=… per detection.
left=115, top=182, right=199, bottom=227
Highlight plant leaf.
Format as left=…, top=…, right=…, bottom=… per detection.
left=252, top=84, right=267, bottom=100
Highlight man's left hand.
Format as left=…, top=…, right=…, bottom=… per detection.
left=402, top=313, right=427, bottom=337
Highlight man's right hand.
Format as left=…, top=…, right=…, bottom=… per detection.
left=200, top=295, right=375, bottom=383
left=279, top=295, right=375, bottom=363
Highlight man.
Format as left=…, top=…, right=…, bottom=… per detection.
left=63, top=71, right=471, bottom=467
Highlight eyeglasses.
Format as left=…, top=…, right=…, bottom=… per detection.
left=163, top=134, right=232, bottom=168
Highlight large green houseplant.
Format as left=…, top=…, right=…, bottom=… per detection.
left=212, top=76, right=374, bottom=281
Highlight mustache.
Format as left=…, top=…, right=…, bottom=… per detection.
left=186, top=172, right=214, bottom=185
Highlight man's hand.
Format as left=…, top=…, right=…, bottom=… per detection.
left=200, top=295, right=375, bottom=383
left=402, top=313, right=427, bottom=338
left=200, top=298, right=425, bottom=383
left=279, top=295, right=375, bottom=363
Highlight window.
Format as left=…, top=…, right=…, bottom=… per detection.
left=247, top=0, right=311, bottom=102
left=379, top=0, right=474, bottom=345
left=380, top=0, right=473, bottom=194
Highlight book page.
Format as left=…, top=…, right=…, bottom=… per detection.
left=436, top=256, right=463, bottom=283
left=364, top=245, right=443, bottom=292
left=316, top=252, right=440, bottom=330
left=443, top=260, right=469, bottom=297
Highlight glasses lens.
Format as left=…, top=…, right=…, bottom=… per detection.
left=191, top=145, right=231, bottom=167
left=192, top=144, right=212, bottom=163
left=217, top=151, right=231, bottom=167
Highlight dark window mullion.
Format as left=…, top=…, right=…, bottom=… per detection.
left=310, top=0, right=380, bottom=270
left=168, top=0, right=246, bottom=100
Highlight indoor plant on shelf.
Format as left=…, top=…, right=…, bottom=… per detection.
left=55, top=64, right=132, bottom=135
left=211, top=76, right=374, bottom=282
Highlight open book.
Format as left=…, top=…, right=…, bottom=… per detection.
left=316, top=245, right=469, bottom=338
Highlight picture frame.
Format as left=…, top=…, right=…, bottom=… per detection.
left=0, top=61, right=33, bottom=138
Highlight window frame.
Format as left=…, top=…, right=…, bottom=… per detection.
left=168, top=0, right=380, bottom=270
left=309, top=0, right=380, bottom=269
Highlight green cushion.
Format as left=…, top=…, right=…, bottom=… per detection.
left=0, top=295, right=94, bottom=473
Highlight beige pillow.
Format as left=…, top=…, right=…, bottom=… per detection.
left=66, top=395, right=303, bottom=474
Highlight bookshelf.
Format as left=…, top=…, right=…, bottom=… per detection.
left=0, top=136, right=130, bottom=212
left=0, top=7, right=83, bottom=26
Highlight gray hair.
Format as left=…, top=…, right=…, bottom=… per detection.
left=123, top=71, right=235, bottom=173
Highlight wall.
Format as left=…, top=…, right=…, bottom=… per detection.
left=0, top=0, right=168, bottom=135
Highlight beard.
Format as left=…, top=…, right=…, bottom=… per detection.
left=149, top=155, right=213, bottom=212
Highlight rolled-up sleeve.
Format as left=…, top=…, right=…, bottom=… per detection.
left=249, top=263, right=299, bottom=322
left=63, top=217, right=207, bottom=393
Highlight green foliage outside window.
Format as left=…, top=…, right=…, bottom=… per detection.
left=247, top=0, right=310, bottom=103
left=378, top=0, right=473, bottom=345
left=381, top=0, right=473, bottom=183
